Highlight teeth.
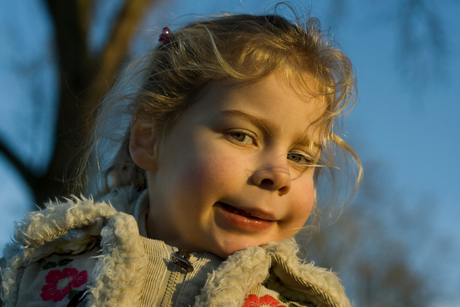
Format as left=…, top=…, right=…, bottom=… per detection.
left=222, top=203, right=266, bottom=220
left=233, top=207, right=257, bottom=218
left=225, top=204, right=254, bottom=218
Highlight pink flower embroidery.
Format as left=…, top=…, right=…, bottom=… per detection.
left=243, top=294, right=287, bottom=307
left=40, top=268, right=88, bottom=302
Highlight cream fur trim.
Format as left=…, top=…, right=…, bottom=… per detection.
left=14, top=196, right=117, bottom=248
left=194, top=245, right=271, bottom=307
left=88, top=212, right=147, bottom=307
left=1, top=245, right=23, bottom=306
left=265, top=239, right=350, bottom=307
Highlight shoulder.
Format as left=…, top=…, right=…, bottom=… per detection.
left=194, top=239, right=350, bottom=307
left=4, top=246, right=99, bottom=306
left=12, top=186, right=140, bottom=248
left=1, top=186, right=144, bottom=306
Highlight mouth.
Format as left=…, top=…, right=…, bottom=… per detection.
left=215, top=202, right=276, bottom=232
left=219, top=203, right=275, bottom=222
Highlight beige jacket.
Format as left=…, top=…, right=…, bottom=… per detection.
left=1, top=187, right=351, bottom=307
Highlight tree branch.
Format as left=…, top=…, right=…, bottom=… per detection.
left=0, top=136, right=37, bottom=202
left=84, top=0, right=160, bottom=113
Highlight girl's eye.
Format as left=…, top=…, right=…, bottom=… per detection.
left=228, top=131, right=255, bottom=145
left=287, top=152, right=313, bottom=166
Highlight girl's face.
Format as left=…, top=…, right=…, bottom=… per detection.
left=131, top=73, right=326, bottom=258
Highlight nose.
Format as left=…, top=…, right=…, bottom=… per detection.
left=250, top=165, right=291, bottom=195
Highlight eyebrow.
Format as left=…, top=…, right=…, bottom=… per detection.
left=218, top=109, right=322, bottom=150
left=219, top=109, right=267, bottom=131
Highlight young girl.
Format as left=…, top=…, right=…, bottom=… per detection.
left=1, top=9, right=360, bottom=307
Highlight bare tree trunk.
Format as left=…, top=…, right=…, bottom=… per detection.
left=3, top=0, right=158, bottom=206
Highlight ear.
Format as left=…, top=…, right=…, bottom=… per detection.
left=129, top=117, right=158, bottom=171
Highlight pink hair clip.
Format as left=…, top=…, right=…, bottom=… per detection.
left=159, top=27, right=173, bottom=43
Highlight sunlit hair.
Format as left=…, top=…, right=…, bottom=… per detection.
left=77, top=6, right=362, bottom=219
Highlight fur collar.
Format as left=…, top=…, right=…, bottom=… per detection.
left=2, top=187, right=350, bottom=307
left=194, top=240, right=350, bottom=307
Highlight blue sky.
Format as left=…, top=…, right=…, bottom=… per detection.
left=0, top=0, right=459, bottom=305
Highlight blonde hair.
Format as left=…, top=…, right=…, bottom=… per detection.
left=78, top=8, right=362, bottom=208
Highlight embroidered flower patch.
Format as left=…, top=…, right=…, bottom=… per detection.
left=40, top=268, right=88, bottom=302
left=243, top=294, right=287, bottom=307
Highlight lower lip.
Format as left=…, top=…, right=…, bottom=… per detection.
left=215, top=203, right=275, bottom=232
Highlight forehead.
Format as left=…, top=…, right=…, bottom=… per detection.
left=208, top=73, right=325, bottom=118
left=188, top=72, right=327, bottom=143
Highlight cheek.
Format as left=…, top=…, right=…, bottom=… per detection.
left=175, top=147, right=244, bottom=196
left=290, top=183, right=316, bottom=226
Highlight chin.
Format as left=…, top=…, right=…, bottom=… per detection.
left=210, top=238, right=266, bottom=259
left=212, top=247, right=243, bottom=259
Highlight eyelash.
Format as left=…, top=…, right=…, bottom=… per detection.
left=287, top=152, right=315, bottom=168
left=226, top=130, right=317, bottom=167
left=226, top=130, right=258, bottom=145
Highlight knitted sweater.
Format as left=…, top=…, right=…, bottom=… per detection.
left=1, top=187, right=351, bottom=307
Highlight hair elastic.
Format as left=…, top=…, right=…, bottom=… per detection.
left=159, top=27, right=173, bottom=43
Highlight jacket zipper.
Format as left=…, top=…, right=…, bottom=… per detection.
left=159, top=250, right=194, bottom=307
left=160, top=268, right=184, bottom=307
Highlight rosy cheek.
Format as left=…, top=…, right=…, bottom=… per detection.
left=201, top=150, right=242, bottom=181
left=292, top=186, right=315, bottom=223
left=176, top=151, right=237, bottom=194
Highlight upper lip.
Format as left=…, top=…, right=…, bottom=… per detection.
left=219, top=202, right=278, bottom=221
